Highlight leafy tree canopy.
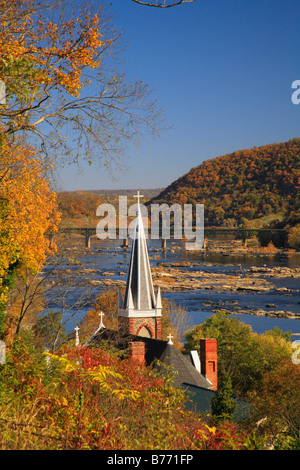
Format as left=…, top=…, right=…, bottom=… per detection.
left=184, top=312, right=293, bottom=398
left=149, top=139, right=300, bottom=228
left=0, top=0, right=164, bottom=169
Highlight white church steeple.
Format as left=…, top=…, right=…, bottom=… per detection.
left=118, top=191, right=162, bottom=339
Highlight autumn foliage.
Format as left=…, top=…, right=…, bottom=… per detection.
left=0, top=340, right=252, bottom=450
left=0, top=0, right=108, bottom=127
left=0, top=138, right=59, bottom=275
left=0, top=0, right=162, bottom=166
left=0, top=136, right=60, bottom=338
left=149, top=138, right=300, bottom=228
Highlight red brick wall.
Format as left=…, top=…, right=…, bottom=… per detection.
left=118, top=316, right=161, bottom=340
left=129, top=341, right=145, bottom=365
left=200, top=338, right=218, bottom=390
left=155, top=317, right=161, bottom=340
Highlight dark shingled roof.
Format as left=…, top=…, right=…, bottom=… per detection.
left=181, top=383, right=252, bottom=421
left=155, top=343, right=212, bottom=389
left=88, top=328, right=212, bottom=389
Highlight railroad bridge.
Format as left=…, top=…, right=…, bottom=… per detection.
left=48, top=227, right=289, bottom=250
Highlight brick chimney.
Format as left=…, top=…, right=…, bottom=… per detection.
left=200, top=338, right=217, bottom=390
left=129, top=341, right=145, bottom=366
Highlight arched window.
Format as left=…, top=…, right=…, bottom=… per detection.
left=137, top=323, right=154, bottom=338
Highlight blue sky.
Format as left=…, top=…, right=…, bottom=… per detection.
left=56, top=0, right=300, bottom=191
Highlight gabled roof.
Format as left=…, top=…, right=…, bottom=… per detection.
left=88, top=328, right=212, bottom=390
left=154, top=343, right=212, bottom=389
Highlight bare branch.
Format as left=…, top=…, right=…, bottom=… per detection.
left=131, top=0, right=196, bottom=7
left=0, top=0, right=165, bottom=169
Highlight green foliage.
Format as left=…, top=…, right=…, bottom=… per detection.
left=184, top=313, right=299, bottom=446
left=211, top=376, right=237, bottom=423
left=250, top=357, right=300, bottom=447
left=184, top=312, right=293, bottom=398
left=149, top=138, right=300, bottom=229
left=0, top=261, right=18, bottom=340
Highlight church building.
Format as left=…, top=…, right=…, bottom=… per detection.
left=87, top=192, right=218, bottom=393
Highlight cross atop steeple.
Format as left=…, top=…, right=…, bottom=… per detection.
left=121, top=193, right=155, bottom=312
left=134, top=190, right=144, bottom=206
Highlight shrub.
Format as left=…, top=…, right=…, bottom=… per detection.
left=288, top=224, right=300, bottom=250
left=0, top=341, right=254, bottom=450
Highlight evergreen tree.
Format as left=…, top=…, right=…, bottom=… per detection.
left=211, top=376, right=237, bottom=422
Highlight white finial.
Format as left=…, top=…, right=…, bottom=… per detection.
left=167, top=333, right=173, bottom=345
left=98, top=311, right=105, bottom=329
left=75, top=325, right=80, bottom=347
left=156, top=287, right=162, bottom=309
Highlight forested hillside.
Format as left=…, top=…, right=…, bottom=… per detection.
left=148, top=139, right=300, bottom=228
left=57, top=189, right=162, bottom=226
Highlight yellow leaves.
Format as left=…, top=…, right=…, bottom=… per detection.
left=0, top=138, right=60, bottom=281
left=87, top=366, right=146, bottom=402
left=43, top=353, right=78, bottom=372
left=0, top=286, right=9, bottom=305
left=192, top=423, right=217, bottom=444
left=43, top=352, right=144, bottom=403
left=205, top=424, right=217, bottom=434
left=0, top=6, right=108, bottom=98
left=112, top=389, right=142, bottom=401
left=44, top=21, right=59, bottom=34
left=55, top=396, right=69, bottom=408
left=87, top=365, right=123, bottom=392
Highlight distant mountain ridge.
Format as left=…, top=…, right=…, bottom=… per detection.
left=84, top=188, right=164, bottom=198
left=147, top=138, right=300, bottom=228
left=57, top=188, right=164, bottom=224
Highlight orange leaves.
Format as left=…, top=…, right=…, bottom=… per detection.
left=0, top=3, right=107, bottom=99
left=0, top=0, right=164, bottom=178
left=0, top=137, right=60, bottom=281
left=0, top=1, right=163, bottom=168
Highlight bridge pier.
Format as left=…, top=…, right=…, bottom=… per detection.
left=85, top=228, right=93, bottom=248
left=50, top=227, right=289, bottom=251
left=122, top=238, right=129, bottom=249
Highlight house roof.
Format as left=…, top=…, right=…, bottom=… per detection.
left=87, top=329, right=251, bottom=420
left=88, top=328, right=212, bottom=390
left=154, top=342, right=212, bottom=389
left=181, top=383, right=251, bottom=421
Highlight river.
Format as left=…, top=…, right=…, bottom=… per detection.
left=44, top=238, right=300, bottom=339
